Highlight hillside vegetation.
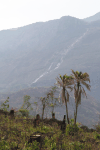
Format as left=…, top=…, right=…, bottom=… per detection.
left=0, top=107, right=100, bottom=150
left=1, top=71, right=100, bottom=149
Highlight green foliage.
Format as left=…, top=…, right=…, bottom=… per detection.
left=0, top=140, right=10, bottom=149
left=44, top=136, right=50, bottom=148
left=0, top=140, right=18, bottom=150
left=50, top=140, right=57, bottom=150
left=0, top=97, right=9, bottom=112
left=21, top=95, right=31, bottom=109
left=28, top=140, right=40, bottom=150
left=24, top=140, right=40, bottom=150
left=0, top=110, right=100, bottom=150
left=94, top=132, right=100, bottom=139
left=66, top=123, right=79, bottom=136
left=41, top=125, right=50, bottom=133
left=44, top=136, right=57, bottom=150
left=20, top=95, right=33, bottom=117
left=69, top=118, right=74, bottom=125
left=15, top=111, right=23, bottom=118
left=69, top=118, right=82, bottom=127
left=47, top=85, right=61, bottom=116
left=69, top=141, right=85, bottom=150
left=59, top=74, right=74, bottom=81
left=18, top=108, right=29, bottom=117
left=10, top=142, right=18, bottom=149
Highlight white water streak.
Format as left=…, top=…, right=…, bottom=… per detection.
left=48, top=63, right=53, bottom=71
left=31, top=29, right=89, bottom=84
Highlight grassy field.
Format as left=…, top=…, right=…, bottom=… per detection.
left=0, top=111, right=100, bottom=150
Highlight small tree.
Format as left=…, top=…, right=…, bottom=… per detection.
left=47, top=85, right=62, bottom=118
left=19, top=95, right=33, bottom=118
left=33, top=101, right=39, bottom=117
left=40, top=97, right=48, bottom=120
left=0, top=97, right=9, bottom=112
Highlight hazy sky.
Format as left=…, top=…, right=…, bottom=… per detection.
left=0, top=0, right=100, bottom=31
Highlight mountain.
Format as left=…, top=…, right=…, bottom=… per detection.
left=0, top=14, right=100, bottom=128
left=0, top=16, right=88, bottom=92
left=84, top=12, right=100, bottom=22
left=0, top=15, right=100, bottom=101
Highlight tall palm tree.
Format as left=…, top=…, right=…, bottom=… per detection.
left=71, top=70, right=91, bottom=125
left=56, top=74, right=74, bottom=124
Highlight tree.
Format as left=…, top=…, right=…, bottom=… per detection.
left=47, top=86, right=59, bottom=114
left=56, top=74, right=74, bottom=124
left=40, top=97, right=46, bottom=120
left=47, top=85, right=61, bottom=117
left=71, top=70, right=91, bottom=125
left=19, top=95, right=33, bottom=118
left=0, top=97, right=9, bottom=112
left=33, top=101, right=39, bottom=117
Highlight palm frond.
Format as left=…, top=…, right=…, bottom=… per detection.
left=81, top=77, right=90, bottom=83
left=67, top=85, right=73, bottom=92
left=56, top=77, right=63, bottom=87
left=81, top=87, right=87, bottom=98
left=81, top=81, right=91, bottom=91
left=71, top=70, right=78, bottom=79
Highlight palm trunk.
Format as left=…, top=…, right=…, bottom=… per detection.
left=74, top=102, right=78, bottom=124
left=65, top=96, right=69, bottom=124
left=63, top=86, right=69, bottom=125
left=74, top=83, right=79, bottom=125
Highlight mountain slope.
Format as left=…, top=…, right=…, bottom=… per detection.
left=31, top=20, right=100, bottom=102
left=0, top=16, right=88, bottom=92
left=84, top=12, right=100, bottom=22
left=0, top=15, right=100, bottom=102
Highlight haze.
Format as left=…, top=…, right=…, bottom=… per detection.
left=0, top=0, right=100, bottom=31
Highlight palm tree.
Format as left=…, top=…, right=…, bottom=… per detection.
left=71, top=70, right=91, bottom=125
left=56, top=74, right=74, bottom=124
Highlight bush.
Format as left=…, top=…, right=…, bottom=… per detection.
left=18, top=109, right=29, bottom=117
left=94, top=132, right=100, bottom=139
left=69, top=141, right=84, bottom=150
left=80, top=125, right=90, bottom=132
left=41, top=125, right=50, bottom=133
left=66, top=124, right=79, bottom=136
left=15, top=111, right=22, bottom=118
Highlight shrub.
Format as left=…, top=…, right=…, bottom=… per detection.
left=80, top=125, right=90, bottom=132
left=69, top=141, right=85, bottom=150
left=41, top=125, right=50, bottom=133
left=66, top=124, right=79, bottom=136
left=94, top=132, right=100, bottom=140
left=18, top=109, right=29, bottom=117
